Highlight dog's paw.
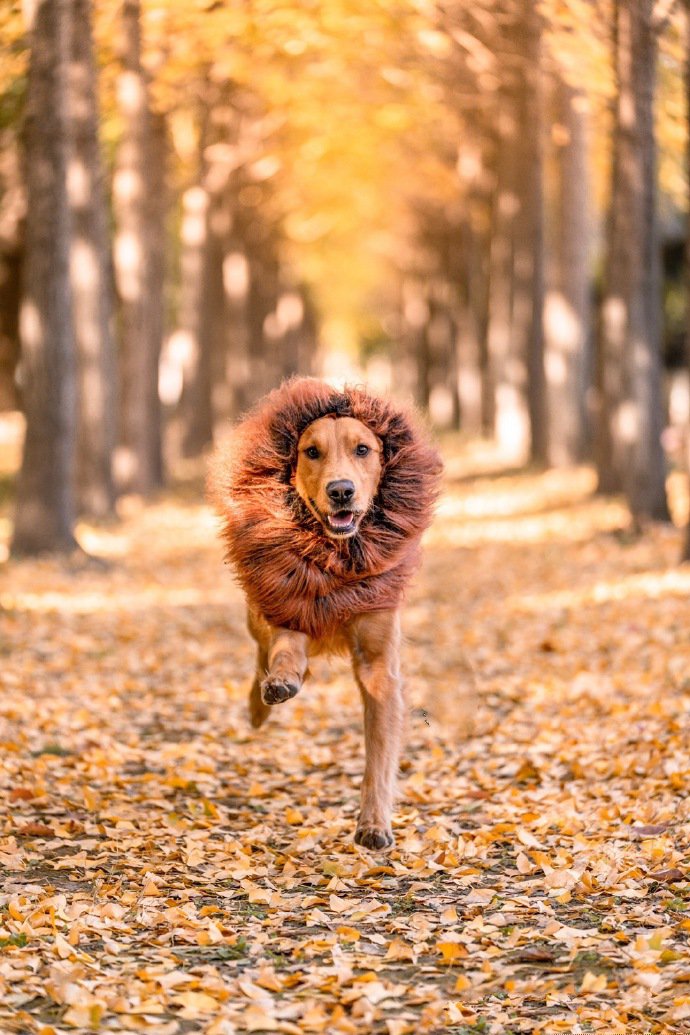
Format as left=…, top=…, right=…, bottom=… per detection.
left=261, top=676, right=300, bottom=706
left=355, top=825, right=394, bottom=851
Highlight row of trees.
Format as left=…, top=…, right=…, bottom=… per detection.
left=4, top=0, right=319, bottom=553
left=2, top=0, right=690, bottom=555
left=387, top=0, right=680, bottom=529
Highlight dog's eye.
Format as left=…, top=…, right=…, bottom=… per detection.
left=304, top=446, right=320, bottom=460
left=355, top=444, right=370, bottom=457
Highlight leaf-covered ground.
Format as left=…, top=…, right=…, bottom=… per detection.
left=2, top=440, right=690, bottom=1034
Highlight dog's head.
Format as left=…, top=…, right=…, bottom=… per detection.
left=293, top=415, right=382, bottom=539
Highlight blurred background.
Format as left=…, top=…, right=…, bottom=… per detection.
left=1, top=0, right=689, bottom=557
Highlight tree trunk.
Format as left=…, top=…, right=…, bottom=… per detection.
left=475, top=180, right=495, bottom=437
left=486, top=114, right=529, bottom=462
left=0, top=129, right=23, bottom=412
left=683, top=0, right=690, bottom=561
left=178, top=89, right=240, bottom=454
left=514, top=0, right=548, bottom=465
left=177, top=182, right=212, bottom=457
left=244, top=234, right=280, bottom=405
left=598, top=0, right=669, bottom=521
left=12, top=0, right=78, bottom=555
left=455, top=208, right=489, bottom=437
left=69, top=0, right=117, bottom=516
left=544, top=79, right=593, bottom=467
left=146, top=111, right=166, bottom=484
left=112, top=0, right=163, bottom=495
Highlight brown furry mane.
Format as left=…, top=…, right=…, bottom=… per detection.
left=208, top=377, right=443, bottom=639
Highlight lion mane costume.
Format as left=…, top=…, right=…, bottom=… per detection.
left=209, top=378, right=443, bottom=640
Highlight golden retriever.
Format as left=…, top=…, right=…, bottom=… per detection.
left=209, top=378, right=441, bottom=850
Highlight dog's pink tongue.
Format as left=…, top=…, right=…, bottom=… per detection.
left=328, top=511, right=353, bottom=529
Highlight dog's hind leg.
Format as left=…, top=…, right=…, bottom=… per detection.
left=348, top=609, right=404, bottom=851
left=249, top=645, right=271, bottom=728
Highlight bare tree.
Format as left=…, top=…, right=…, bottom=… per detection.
left=0, top=128, right=24, bottom=412
left=683, top=0, right=690, bottom=561
left=484, top=1, right=547, bottom=463
left=597, top=0, right=669, bottom=522
left=12, top=0, right=78, bottom=555
left=112, top=0, right=164, bottom=495
left=516, top=0, right=548, bottom=465
left=545, top=80, right=593, bottom=467
left=69, top=0, right=117, bottom=516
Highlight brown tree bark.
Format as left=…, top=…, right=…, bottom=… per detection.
left=455, top=195, right=491, bottom=437
left=112, top=0, right=164, bottom=495
left=177, top=181, right=212, bottom=457
left=179, top=88, right=231, bottom=456
left=545, top=80, right=593, bottom=467
left=0, top=129, right=23, bottom=412
left=683, top=0, right=690, bottom=561
left=69, top=0, right=117, bottom=517
left=146, top=111, right=166, bottom=485
left=515, top=0, right=548, bottom=466
left=486, top=109, right=529, bottom=461
left=597, top=0, right=669, bottom=521
left=12, top=0, right=78, bottom=555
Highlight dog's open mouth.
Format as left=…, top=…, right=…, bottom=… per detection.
left=326, top=510, right=357, bottom=535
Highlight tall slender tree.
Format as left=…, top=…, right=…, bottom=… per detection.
left=597, top=0, right=669, bottom=522
left=683, top=0, right=690, bottom=562
left=69, top=0, right=117, bottom=517
left=112, top=0, right=163, bottom=495
left=516, top=0, right=548, bottom=465
left=0, top=127, right=23, bottom=412
left=545, top=80, right=593, bottom=467
left=12, top=0, right=78, bottom=555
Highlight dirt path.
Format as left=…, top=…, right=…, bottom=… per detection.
left=1, top=447, right=690, bottom=1033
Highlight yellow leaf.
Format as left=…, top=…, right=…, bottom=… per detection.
left=440, top=905, right=458, bottom=922
left=54, top=933, right=73, bottom=959
left=516, top=851, right=533, bottom=874
left=329, top=894, right=355, bottom=913
left=580, top=971, right=607, bottom=993
left=173, top=991, right=220, bottom=1017
left=83, top=787, right=101, bottom=811
left=285, top=807, right=303, bottom=825
left=256, top=965, right=284, bottom=991
left=8, top=900, right=24, bottom=921
left=384, top=937, right=415, bottom=961
left=517, top=828, right=542, bottom=849
left=454, top=974, right=472, bottom=992
left=337, top=925, right=361, bottom=941
left=63, top=1003, right=104, bottom=1029
left=437, top=941, right=467, bottom=964
left=243, top=1004, right=276, bottom=1032
left=386, top=1021, right=412, bottom=1035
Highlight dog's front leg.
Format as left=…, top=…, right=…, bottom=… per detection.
left=262, top=626, right=309, bottom=706
left=349, top=610, right=404, bottom=851
left=247, top=609, right=309, bottom=726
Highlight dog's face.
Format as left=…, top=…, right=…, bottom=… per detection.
left=293, top=416, right=382, bottom=538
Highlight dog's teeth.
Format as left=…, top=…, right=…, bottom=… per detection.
left=328, top=511, right=354, bottom=530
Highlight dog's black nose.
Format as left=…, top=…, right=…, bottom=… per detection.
left=327, top=479, right=355, bottom=505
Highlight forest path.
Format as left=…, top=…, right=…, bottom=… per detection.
left=2, top=442, right=690, bottom=1034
